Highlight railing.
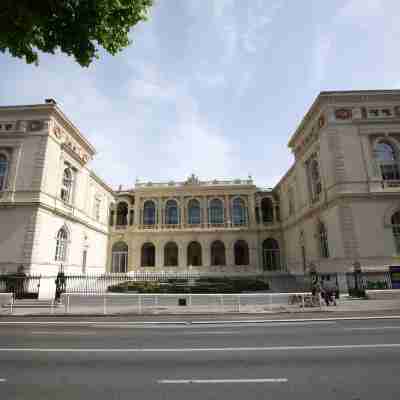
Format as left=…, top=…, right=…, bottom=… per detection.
left=0, top=274, right=41, bottom=299
left=61, top=292, right=320, bottom=315
left=134, top=179, right=254, bottom=189
left=0, top=293, right=13, bottom=313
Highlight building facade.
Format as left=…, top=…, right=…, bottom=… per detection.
left=1, top=90, right=400, bottom=277
left=0, top=100, right=114, bottom=275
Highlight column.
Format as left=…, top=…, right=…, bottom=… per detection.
left=180, top=196, right=185, bottom=228
left=134, top=196, right=140, bottom=227
left=248, top=194, right=256, bottom=227
left=157, top=198, right=162, bottom=229
left=225, top=195, right=231, bottom=227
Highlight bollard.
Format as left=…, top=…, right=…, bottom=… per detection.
left=103, top=296, right=107, bottom=315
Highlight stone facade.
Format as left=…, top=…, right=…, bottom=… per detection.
left=2, top=90, right=400, bottom=276
left=0, top=101, right=114, bottom=275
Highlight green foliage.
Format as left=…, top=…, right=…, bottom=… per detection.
left=0, top=0, right=153, bottom=66
left=366, top=280, right=388, bottom=290
left=348, top=288, right=366, bottom=298
left=108, top=276, right=270, bottom=294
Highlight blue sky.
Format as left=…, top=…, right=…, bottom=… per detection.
left=1, top=0, right=399, bottom=189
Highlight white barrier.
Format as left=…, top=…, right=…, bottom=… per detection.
left=61, top=292, right=322, bottom=315
left=0, top=293, right=13, bottom=313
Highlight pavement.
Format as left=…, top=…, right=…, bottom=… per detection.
left=2, top=296, right=400, bottom=317
left=1, top=316, right=400, bottom=399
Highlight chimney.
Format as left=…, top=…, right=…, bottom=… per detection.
left=45, top=98, right=57, bottom=105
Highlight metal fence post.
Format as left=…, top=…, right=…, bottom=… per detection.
left=10, top=293, right=14, bottom=315
left=301, top=293, right=305, bottom=311
left=103, top=295, right=107, bottom=315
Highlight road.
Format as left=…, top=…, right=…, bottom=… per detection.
left=0, top=317, right=400, bottom=399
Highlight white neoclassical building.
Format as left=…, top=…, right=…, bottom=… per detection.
left=2, top=90, right=400, bottom=280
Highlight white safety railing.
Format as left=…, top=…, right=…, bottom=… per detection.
left=0, top=292, right=14, bottom=313
left=61, top=292, right=322, bottom=315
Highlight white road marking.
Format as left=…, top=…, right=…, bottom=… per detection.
left=344, top=326, right=400, bottom=331
left=0, top=343, right=400, bottom=352
left=181, top=331, right=238, bottom=335
left=158, top=378, right=288, bottom=384
left=31, top=331, right=93, bottom=335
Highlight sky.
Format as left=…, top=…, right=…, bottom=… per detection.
left=1, top=0, right=400, bottom=190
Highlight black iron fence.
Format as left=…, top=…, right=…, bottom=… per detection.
left=0, top=270, right=395, bottom=298
left=0, top=274, right=41, bottom=299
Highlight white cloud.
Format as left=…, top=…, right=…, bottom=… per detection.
left=337, top=0, right=384, bottom=23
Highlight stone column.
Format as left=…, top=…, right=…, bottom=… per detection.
left=225, top=195, right=231, bottom=227
left=134, top=196, right=140, bottom=227
left=180, top=196, right=185, bottom=228
left=248, top=194, right=256, bottom=227
left=157, top=198, right=162, bottom=229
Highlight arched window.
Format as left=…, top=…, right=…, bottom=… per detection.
left=234, top=240, right=249, bottom=266
left=211, top=240, right=226, bottom=266
left=374, top=141, right=400, bottom=181
left=141, top=242, right=155, bottom=267
left=165, top=199, right=179, bottom=225
left=111, top=241, right=128, bottom=273
left=232, top=198, right=246, bottom=226
left=187, top=241, right=202, bottom=266
left=55, top=227, right=69, bottom=262
left=209, top=199, right=224, bottom=225
left=318, top=221, right=329, bottom=258
left=391, top=211, right=400, bottom=253
left=188, top=199, right=201, bottom=225
left=116, top=202, right=128, bottom=226
left=261, top=198, right=273, bottom=223
left=307, top=158, right=322, bottom=202
left=164, top=242, right=179, bottom=266
left=0, top=154, right=8, bottom=191
left=60, top=168, right=73, bottom=203
left=143, top=200, right=156, bottom=226
left=262, top=238, right=280, bottom=271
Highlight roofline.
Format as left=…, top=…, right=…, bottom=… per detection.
left=287, top=89, right=400, bottom=148
left=90, top=170, right=115, bottom=196
left=0, top=103, right=96, bottom=155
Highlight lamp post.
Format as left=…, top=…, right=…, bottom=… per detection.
left=308, top=263, right=318, bottom=296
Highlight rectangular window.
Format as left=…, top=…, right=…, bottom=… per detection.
left=94, top=197, right=101, bottom=221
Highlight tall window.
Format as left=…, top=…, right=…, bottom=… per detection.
left=209, top=199, right=224, bottom=225
left=0, top=154, right=8, bottom=191
left=141, top=242, right=155, bottom=267
left=55, top=227, right=69, bottom=262
left=60, top=167, right=73, bottom=203
left=306, top=157, right=322, bottom=202
left=164, top=242, right=179, bottom=266
left=288, top=187, right=295, bottom=216
left=94, top=197, right=101, bottom=221
left=391, top=211, right=400, bottom=253
left=111, top=241, right=128, bottom=273
left=234, top=240, right=249, bottom=266
left=187, top=241, right=202, bottom=266
left=262, top=238, right=280, bottom=271
left=374, top=141, right=400, bottom=181
left=211, top=240, right=226, bottom=266
left=143, top=200, right=156, bottom=226
left=165, top=199, right=179, bottom=225
left=261, top=198, right=274, bottom=223
left=188, top=199, right=201, bottom=225
left=232, top=198, right=246, bottom=226
left=116, top=202, right=128, bottom=226
left=318, top=221, right=329, bottom=258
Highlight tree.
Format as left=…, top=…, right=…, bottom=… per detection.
left=0, top=0, right=153, bottom=67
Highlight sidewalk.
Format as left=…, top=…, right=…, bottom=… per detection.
left=2, top=297, right=400, bottom=317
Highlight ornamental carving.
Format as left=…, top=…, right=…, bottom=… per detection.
left=335, top=108, right=352, bottom=120
left=185, top=174, right=200, bottom=185
left=318, top=114, right=325, bottom=128
left=29, top=120, right=43, bottom=131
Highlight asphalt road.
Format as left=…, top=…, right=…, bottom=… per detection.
left=1, top=317, right=400, bottom=399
